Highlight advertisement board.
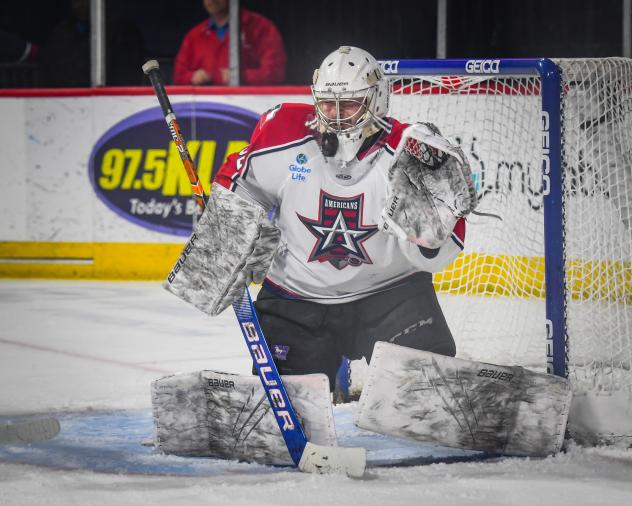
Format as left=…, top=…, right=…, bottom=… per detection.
left=0, top=88, right=311, bottom=278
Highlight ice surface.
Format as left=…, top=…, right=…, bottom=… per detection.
left=1, top=280, right=631, bottom=505
left=0, top=406, right=489, bottom=475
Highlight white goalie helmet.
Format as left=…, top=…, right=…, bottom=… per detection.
left=311, top=46, right=390, bottom=163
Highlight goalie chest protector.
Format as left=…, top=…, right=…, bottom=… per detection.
left=214, top=103, right=465, bottom=302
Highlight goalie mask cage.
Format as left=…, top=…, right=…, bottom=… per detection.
left=383, top=58, right=631, bottom=444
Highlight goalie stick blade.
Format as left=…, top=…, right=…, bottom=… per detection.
left=0, top=417, right=61, bottom=445
left=298, top=442, right=366, bottom=478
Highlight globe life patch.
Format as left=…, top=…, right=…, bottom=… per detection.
left=89, top=102, right=259, bottom=236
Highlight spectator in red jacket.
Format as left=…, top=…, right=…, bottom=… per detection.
left=173, top=0, right=287, bottom=86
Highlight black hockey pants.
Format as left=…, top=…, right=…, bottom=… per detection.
left=253, top=272, right=456, bottom=390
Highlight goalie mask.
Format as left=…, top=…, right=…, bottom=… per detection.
left=311, top=46, right=390, bottom=164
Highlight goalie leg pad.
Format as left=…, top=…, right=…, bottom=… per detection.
left=151, top=371, right=337, bottom=466
left=354, top=342, right=572, bottom=457
left=164, top=183, right=281, bottom=316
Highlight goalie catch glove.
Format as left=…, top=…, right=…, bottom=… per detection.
left=379, top=123, right=478, bottom=248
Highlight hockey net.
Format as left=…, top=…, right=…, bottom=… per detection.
left=385, top=58, right=632, bottom=443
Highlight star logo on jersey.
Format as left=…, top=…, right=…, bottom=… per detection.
left=297, top=191, right=378, bottom=270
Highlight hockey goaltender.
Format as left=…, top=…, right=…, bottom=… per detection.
left=153, top=46, right=572, bottom=467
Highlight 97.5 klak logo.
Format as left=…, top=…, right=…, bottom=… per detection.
left=89, top=102, right=259, bottom=236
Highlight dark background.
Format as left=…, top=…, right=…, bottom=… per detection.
left=0, top=0, right=626, bottom=87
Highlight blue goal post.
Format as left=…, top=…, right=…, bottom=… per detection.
left=379, top=58, right=567, bottom=379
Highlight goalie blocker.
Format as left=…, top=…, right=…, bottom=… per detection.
left=355, top=342, right=572, bottom=457
left=165, top=183, right=280, bottom=316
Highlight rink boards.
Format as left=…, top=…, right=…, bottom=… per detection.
left=0, top=89, right=304, bottom=280
left=0, top=88, right=628, bottom=302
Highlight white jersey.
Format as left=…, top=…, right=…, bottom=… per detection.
left=215, top=103, right=464, bottom=303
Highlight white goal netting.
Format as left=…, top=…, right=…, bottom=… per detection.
left=386, top=59, right=632, bottom=419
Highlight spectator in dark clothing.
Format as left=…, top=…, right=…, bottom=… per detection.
left=174, top=0, right=286, bottom=85
left=41, top=0, right=145, bottom=87
left=0, top=31, right=39, bottom=63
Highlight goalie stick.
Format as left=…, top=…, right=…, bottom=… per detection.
left=142, top=60, right=366, bottom=477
